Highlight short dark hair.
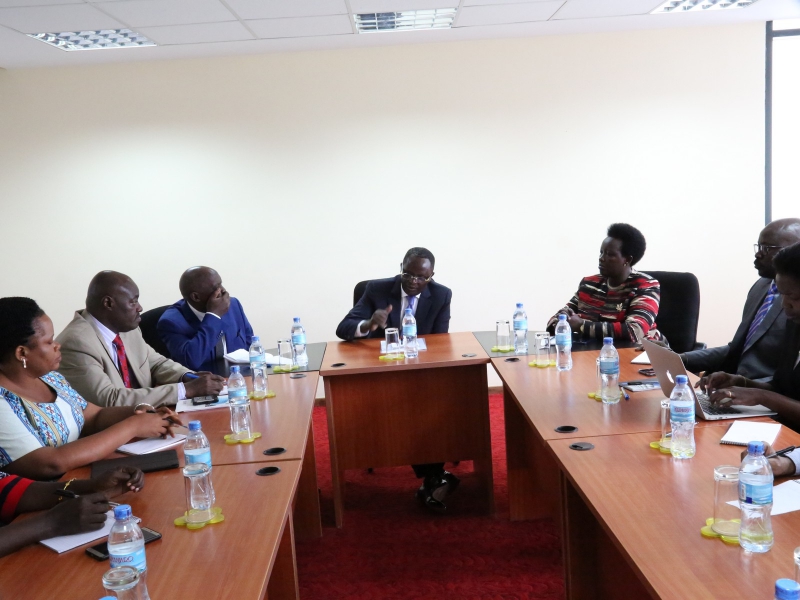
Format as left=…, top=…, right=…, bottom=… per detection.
left=774, top=242, right=800, bottom=281
left=607, top=223, right=647, bottom=266
left=0, top=297, right=45, bottom=363
left=403, top=247, right=435, bottom=269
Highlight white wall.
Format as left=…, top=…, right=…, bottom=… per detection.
left=0, top=24, right=766, bottom=367
left=773, top=34, right=800, bottom=221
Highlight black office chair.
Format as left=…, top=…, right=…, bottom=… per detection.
left=139, top=305, right=172, bottom=358
left=646, top=271, right=704, bottom=354
left=353, top=280, right=371, bottom=307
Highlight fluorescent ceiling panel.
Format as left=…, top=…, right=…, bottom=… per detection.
left=463, top=0, right=561, bottom=5
left=350, top=0, right=457, bottom=12
left=247, top=14, right=353, bottom=38
left=553, top=0, right=663, bottom=20
left=354, top=8, right=456, bottom=32
left=225, top=0, right=348, bottom=20
left=27, top=29, right=155, bottom=51
left=650, top=0, right=761, bottom=13
left=139, top=21, right=254, bottom=45
left=95, top=0, right=237, bottom=28
left=456, top=1, right=563, bottom=26
left=0, top=4, right=123, bottom=33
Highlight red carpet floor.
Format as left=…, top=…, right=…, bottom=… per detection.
left=296, top=393, right=565, bottom=599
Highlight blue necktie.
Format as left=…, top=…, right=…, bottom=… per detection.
left=407, top=296, right=416, bottom=313
left=745, top=281, right=778, bottom=348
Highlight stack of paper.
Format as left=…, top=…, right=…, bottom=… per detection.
left=117, top=434, right=186, bottom=455
left=176, top=396, right=229, bottom=413
left=40, top=510, right=114, bottom=553
left=223, top=349, right=292, bottom=366
left=719, top=421, right=781, bottom=447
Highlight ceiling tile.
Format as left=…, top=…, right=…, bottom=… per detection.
left=552, top=0, right=663, bottom=20
left=0, top=0, right=79, bottom=7
left=456, top=1, right=564, bottom=26
left=349, top=0, right=457, bottom=13
left=225, top=0, right=347, bottom=20
left=463, top=0, right=561, bottom=5
left=94, top=0, right=236, bottom=28
left=246, top=14, right=352, bottom=38
left=0, top=4, right=123, bottom=32
left=138, top=20, right=253, bottom=44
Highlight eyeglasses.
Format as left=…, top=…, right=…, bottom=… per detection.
left=754, top=244, right=783, bottom=254
left=401, top=272, right=433, bottom=284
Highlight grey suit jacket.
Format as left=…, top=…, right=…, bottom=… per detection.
left=56, top=309, right=190, bottom=407
left=682, top=278, right=786, bottom=381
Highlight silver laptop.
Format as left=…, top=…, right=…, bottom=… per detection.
left=643, top=340, right=776, bottom=421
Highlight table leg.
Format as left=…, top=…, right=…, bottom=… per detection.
left=265, top=513, right=299, bottom=600
left=504, top=387, right=559, bottom=520
left=324, top=377, right=345, bottom=528
left=293, top=421, right=322, bottom=540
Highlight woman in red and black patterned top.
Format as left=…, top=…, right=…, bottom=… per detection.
left=0, top=466, right=143, bottom=558
left=548, top=223, right=665, bottom=343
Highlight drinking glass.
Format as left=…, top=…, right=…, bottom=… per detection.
left=595, top=357, right=602, bottom=397
left=658, top=399, right=671, bottom=453
left=102, top=566, right=143, bottom=600
left=183, top=462, right=215, bottom=524
left=278, top=339, right=294, bottom=369
left=712, top=465, right=740, bottom=536
left=794, top=546, right=800, bottom=582
left=385, top=328, right=402, bottom=359
left=534, top=332, right=551, bottom=367
left=495, top=320, right=511, bottom=351
left=251, top=365, right=268, bottom=400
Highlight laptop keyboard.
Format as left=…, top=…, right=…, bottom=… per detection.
left=696, top=391, right=738, bottom=416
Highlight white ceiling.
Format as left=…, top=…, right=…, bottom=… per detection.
left=0, top=0, right=798, bottom=69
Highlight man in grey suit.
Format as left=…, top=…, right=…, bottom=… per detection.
left=683, top=218, right=800, bottom=382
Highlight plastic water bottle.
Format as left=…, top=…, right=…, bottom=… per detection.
left=599, top=337, right=619, bottom=403
left=228, top=366, right=247, bottom=404
left=669, top=375, right=695, bottom=459
left=513, top=303, right=528, bottom=354
left=775, top=579, right=800, bottom=600
left=108, top=505, right=150, bottom=600
left=402, top=308, right=418, bottom=358
left=291, top=317, right=308, bottom=366
left=739, top=440, right=774, bottom=553
left=227, top=366, right=251, bottom=440
left=554, top=314, right=572, bottom=371
left=249, top=336, right=266, bottom=372
left=184, top=420, right=215, bottom=505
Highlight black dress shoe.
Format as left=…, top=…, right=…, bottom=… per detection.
left=416, top=485, right=447, bottom=513
left=432, top=471, right=460, bottom=503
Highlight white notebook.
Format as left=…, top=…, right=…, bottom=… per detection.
left=631, top=352, right=650, bottom=365
left=117, top=434, right=186, bottom=455
left=719, top=421, right=781, bottom=447
left=40, top=510, right=114, bottom=553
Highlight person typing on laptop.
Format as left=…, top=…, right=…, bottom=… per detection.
left=707, top=243, right=800, bottom=430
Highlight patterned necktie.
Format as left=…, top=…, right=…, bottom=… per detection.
left=112, top=335, right=132, bottom=389
left=407, top=296, right=416, bottom=313
left=745, top=281, right=778, bottom=349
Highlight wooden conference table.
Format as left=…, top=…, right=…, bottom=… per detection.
left=320, top=332, right=494, bottom=527
left=495, top=345, right=792, bottom=599
left=0, top=371, right=321, bottom=600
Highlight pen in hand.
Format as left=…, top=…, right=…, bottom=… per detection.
left=53, top=489, right=120, bottom=507
left=766, top=446, right=797, bottom=459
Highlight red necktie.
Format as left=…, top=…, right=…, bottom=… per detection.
left=112, top=335, right=132, bottom=389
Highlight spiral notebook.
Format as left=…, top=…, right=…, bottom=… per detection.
left=719, top=421, right=781, bottom=446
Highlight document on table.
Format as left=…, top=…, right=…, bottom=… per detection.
left=40, top=510, right=114, bottom=553
left=117, top=434, right=186, bottom=455
left=176, top=395, right=230, bottom=413
left=719, top=421, right=781, bottom=447
left=380, top=339, right=427, bottom=353
left=223, top=349, right=292, bottom=365
left=631, top=352, right=650, bottom=365
left=727, top=480, right=800, bottom=516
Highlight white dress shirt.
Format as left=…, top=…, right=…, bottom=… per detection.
left=355, top=287, right=420, bottom=338
left=87, top=313, right=186, bottom=401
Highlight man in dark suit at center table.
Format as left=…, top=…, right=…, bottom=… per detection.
left=336, top=247, right=456, bottom=513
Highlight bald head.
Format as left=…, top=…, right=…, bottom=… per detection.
left=85, top=271, right=142, bottom=333
left=179, top=267, right=222, bottom=312
left=755, top=218, right=800, bottom=279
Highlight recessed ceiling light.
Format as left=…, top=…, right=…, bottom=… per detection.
left=354, top=9, right=457, bottom=33
left=27, top=29, right=156, bottom=51
left=651, top=0, right=759, bottom=13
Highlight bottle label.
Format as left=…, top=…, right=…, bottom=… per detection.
left=403, top=325, right=417, bottom=337
left=555, top=333, right=572, bottom=348
left=292, top=333, right=306, bottom=345
left=250, top=353, right=265, bottom=364
left=186, top=449, right=212, bottom=468
left=739, top=481, right=773, bottom=505
left=670, top=403, right=695, bottom=422
left=110, top=547, right=146, bottom=572
left=229, top=388, right=248, bottom=400
left=599, top=359, right=619, bottom=375
left=513, top=319, right=527, bottom=331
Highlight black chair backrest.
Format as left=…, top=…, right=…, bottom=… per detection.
left=353, top=280, right=371, bottom=307
left=645, top=271, right=700, bottom=354
left=139, top=305, right=171, bottom=358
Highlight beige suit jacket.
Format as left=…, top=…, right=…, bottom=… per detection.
left=56, top=309, right=190, bottom=408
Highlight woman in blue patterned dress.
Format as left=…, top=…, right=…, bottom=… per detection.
left=0, top=297, right=183, bottom=480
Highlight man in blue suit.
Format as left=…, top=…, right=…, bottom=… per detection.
left=157, top=267, right=254, bottom=372
left=336, top=247, right=457, bottom=513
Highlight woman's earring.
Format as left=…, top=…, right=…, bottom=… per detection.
left=22, top=358, right=27, bottom=369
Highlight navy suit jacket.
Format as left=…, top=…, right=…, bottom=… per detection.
left=157, top=298, right=254, bottom=371
left=336, top=276, right=452, bottom=341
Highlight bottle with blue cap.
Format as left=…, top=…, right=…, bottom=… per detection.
left=249, top=335, right=266, bottom=373
left=402, top=308, right=418, bottom=359
left=669, top=374, right=695, bottom=459
left=184, top=420, right=215, bottom=504
left=107, top=505, right=150, bottom=600
left=554, top=314, right=572, bottom=371
left=776, top=579, right=800, bottom=600
left=291, top=317, right=309, bottom=366
left=513, top=303, right=528, bottom=354
left=739, top=439, right=774, bottom=552
left=599, top=337, right=620, bottom=403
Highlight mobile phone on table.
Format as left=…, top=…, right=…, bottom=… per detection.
left=85, top=527, right=162, bottom=561
left=192, top=395, right=218, bottom=406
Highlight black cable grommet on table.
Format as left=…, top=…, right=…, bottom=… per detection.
left=462, top=353, right=477, bottom=358
left=256, top=466, right=281, bottom=476
left=504, top=357, right=520, bottom=362
left=555, top=425, right=578, bottom=433
left=331, top=362, right=346, bottom=367
left=263, top=447, right=286, bottom=456
left=569, top=442, right=594, bottom=451
left=290, top=373, right=306, bottom=378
